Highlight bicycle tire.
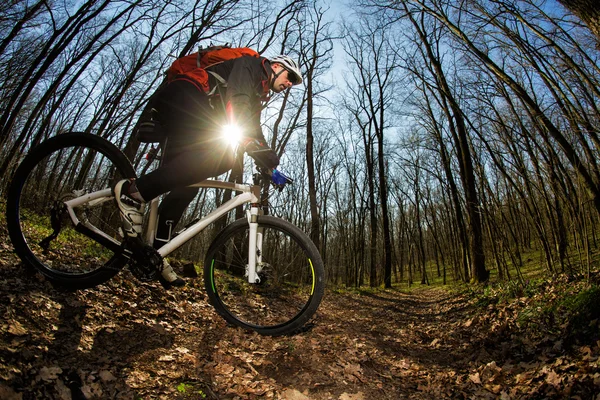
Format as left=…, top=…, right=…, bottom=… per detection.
left=204, top=215, right=325, bottom=336
left=6, top=133, right=136, bottom=289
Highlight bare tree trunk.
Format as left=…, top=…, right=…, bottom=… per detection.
left=402, top=6, right=488, bottom=282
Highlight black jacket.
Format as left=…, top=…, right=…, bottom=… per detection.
left=206, top=56, right=271, bottom=143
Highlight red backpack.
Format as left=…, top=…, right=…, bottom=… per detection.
left=166, top=45, right=260, bottom=92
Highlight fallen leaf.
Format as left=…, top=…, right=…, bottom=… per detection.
left=81, top=382, right=103, bottom=399
left=469, top=372, right=481, bottom=384
left=215, top=363, right=235, bottom=375
left=99, top=370, right=116, bottom=381
left=546, top=370, right=561, bottom=386
left=339, top=392, right=365, bottom=400
left=280, top=389, right=310, bottom=400
left=38, top=366, right=62, bottom=381
left=8, top=321, right=27, bottom=336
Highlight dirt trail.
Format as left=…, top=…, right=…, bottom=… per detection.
left=0, top=238, right=598, bottom=399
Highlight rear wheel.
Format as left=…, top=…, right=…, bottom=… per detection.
left=6, top=133, right=136, bottom=289
left=204, top=216, right=325, bottom=336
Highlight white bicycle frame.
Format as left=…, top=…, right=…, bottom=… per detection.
left=63, top=178, right=266, bottom=284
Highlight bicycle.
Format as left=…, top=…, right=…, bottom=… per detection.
left=6, top=132, right=325, bottom=336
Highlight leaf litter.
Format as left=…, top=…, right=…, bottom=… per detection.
left=0, top=222, right=598, bottom=398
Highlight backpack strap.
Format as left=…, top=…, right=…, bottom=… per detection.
left=207, top=70, right=227, bottom=96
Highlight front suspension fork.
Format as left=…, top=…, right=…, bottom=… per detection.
left=246, top=206, right=263, bottom=283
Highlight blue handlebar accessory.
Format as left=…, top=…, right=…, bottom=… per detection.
left=271, top=169, right=293, bottom=186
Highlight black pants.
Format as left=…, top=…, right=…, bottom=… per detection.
left=135, top=80, right=235, bottom=247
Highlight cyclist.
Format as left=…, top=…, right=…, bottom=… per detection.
left=113, top=54, right=303, bottom=288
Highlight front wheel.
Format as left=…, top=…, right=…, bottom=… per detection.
left=6, top=133, right=136, bottom=289
left=204, top=216, right=325, bottom=336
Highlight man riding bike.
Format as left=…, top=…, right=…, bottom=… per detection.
left=113, top=54, right=303, bottom=289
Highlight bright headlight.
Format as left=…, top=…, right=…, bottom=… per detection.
left=222, top=124, right=242, bottom=147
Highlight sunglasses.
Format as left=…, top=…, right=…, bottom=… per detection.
left=285, top=68, right=300, bottom=85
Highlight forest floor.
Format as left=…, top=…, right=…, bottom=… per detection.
left=1, top=223, right=599, bottom=399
